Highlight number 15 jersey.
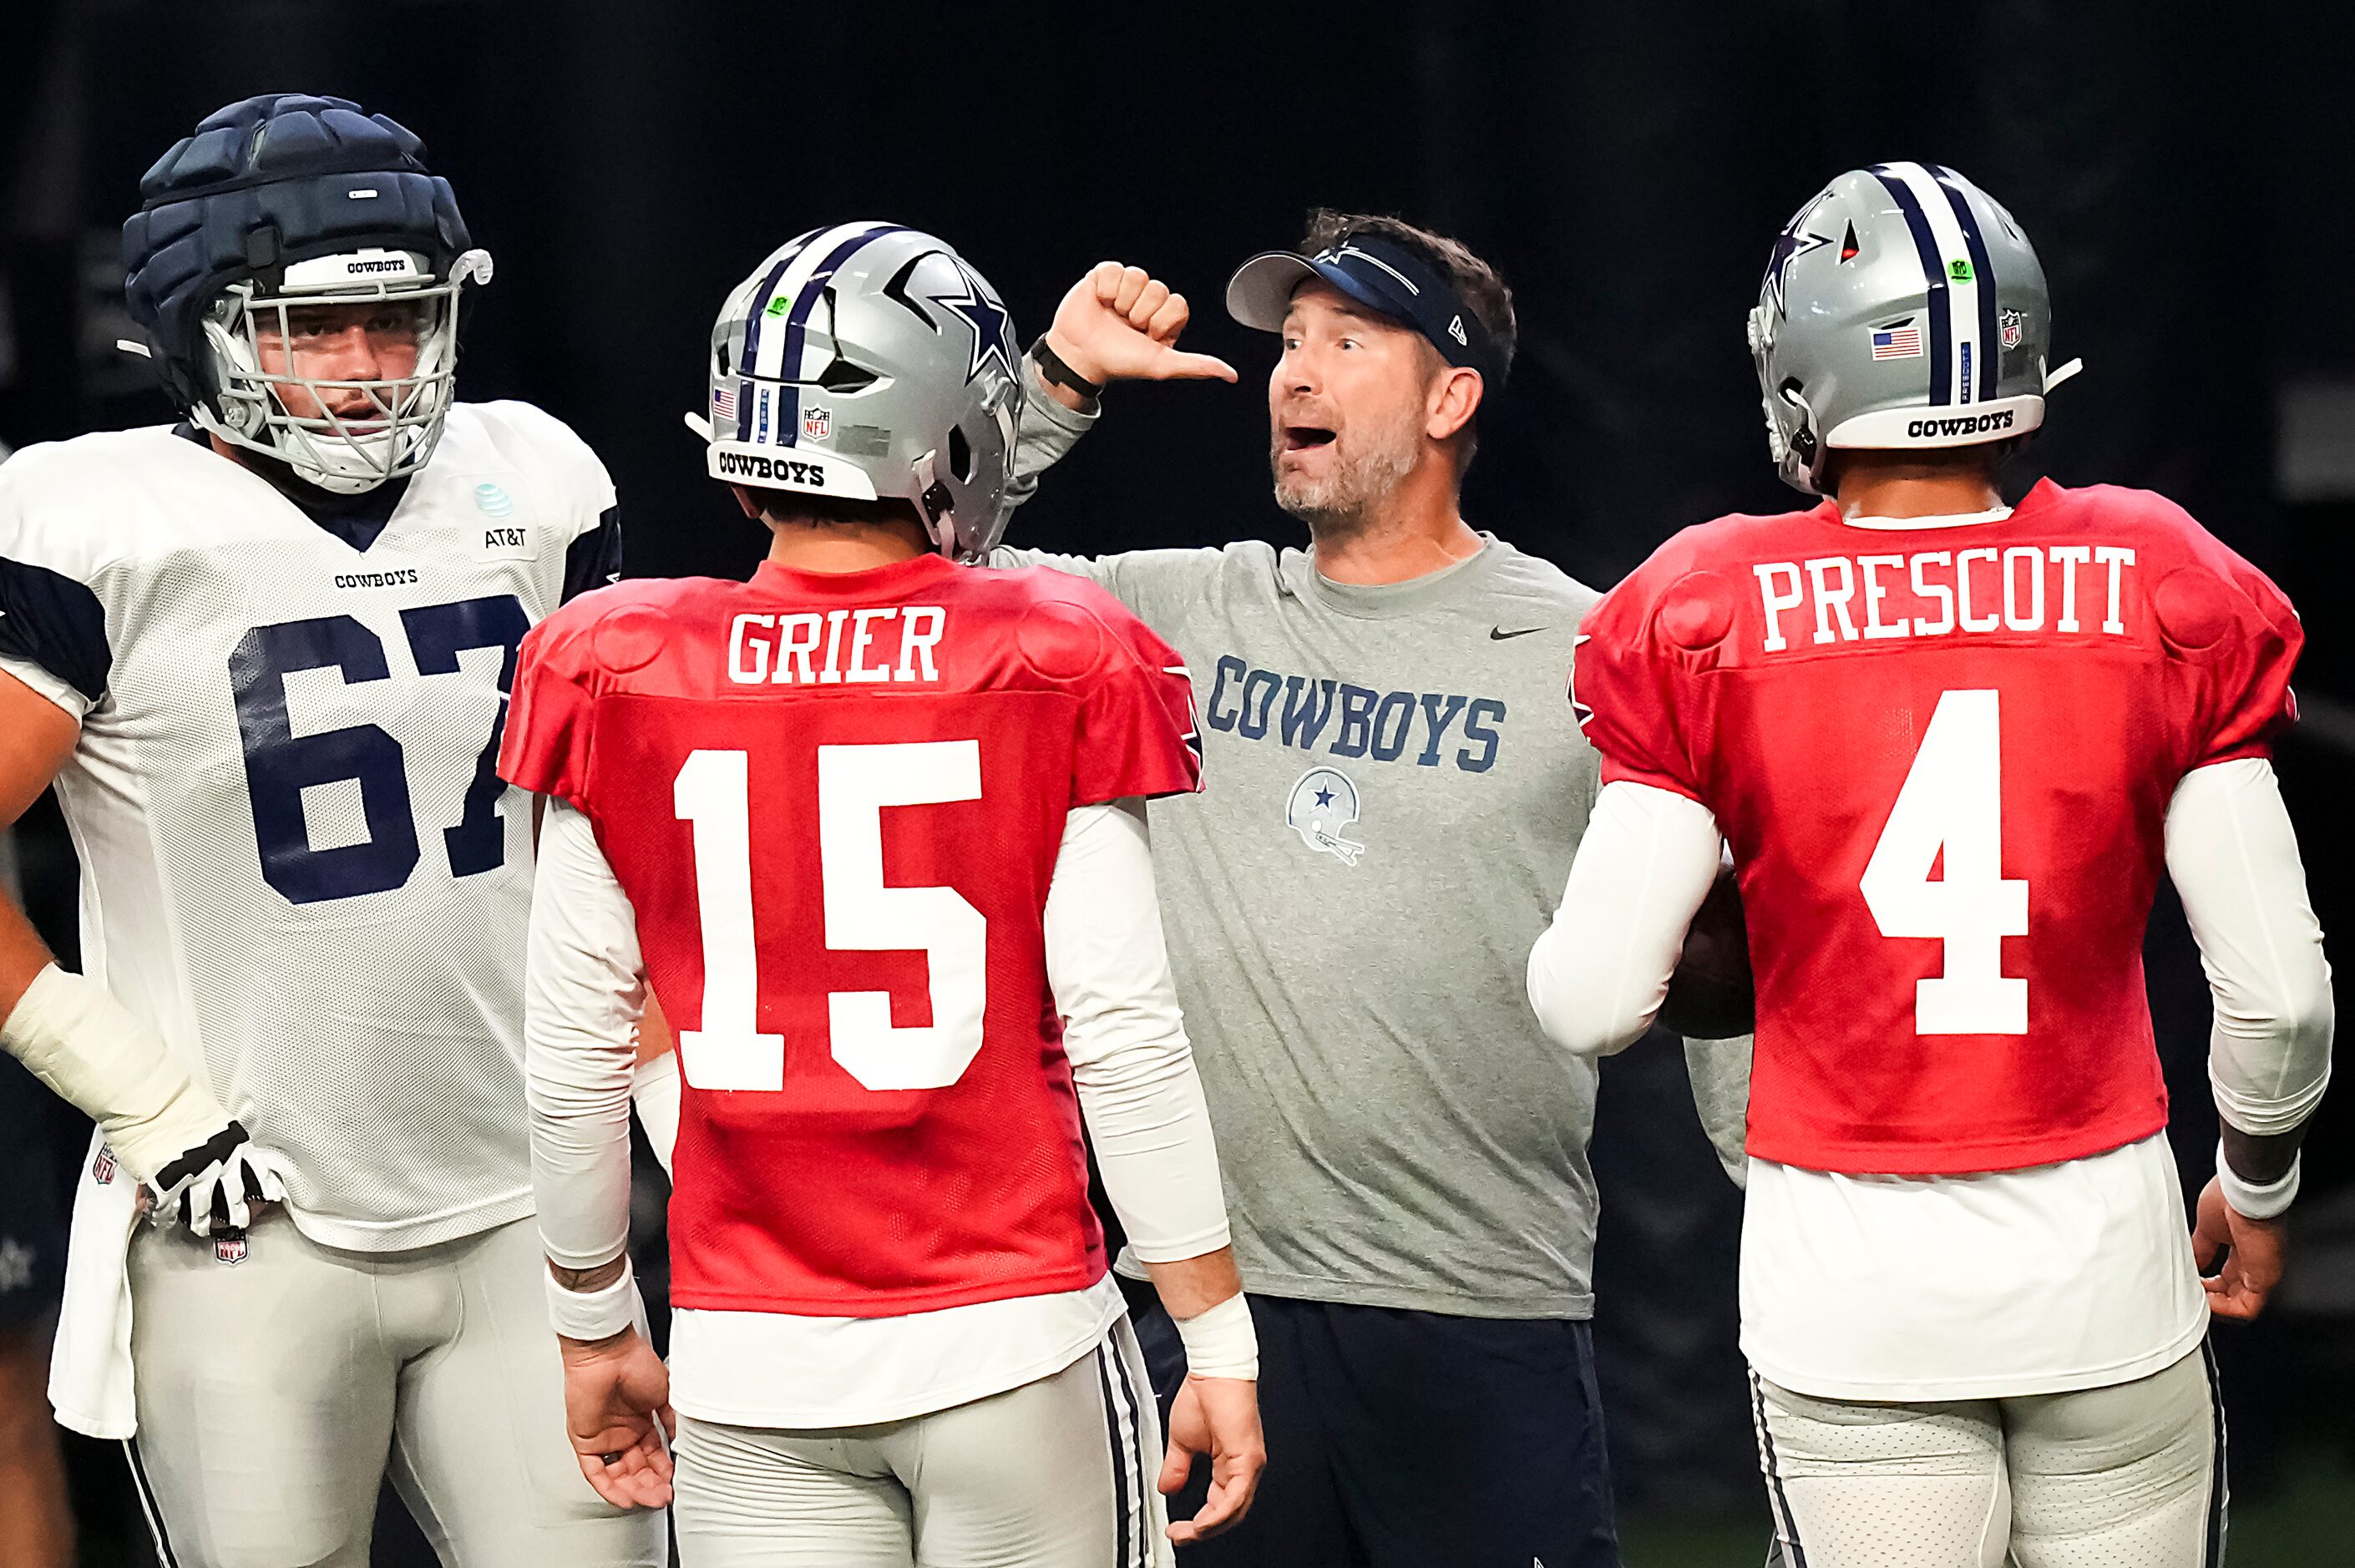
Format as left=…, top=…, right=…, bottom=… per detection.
left=1573, top=479, right=2301, bottom=1176
left=499, top=553, right=1201, bottom=1318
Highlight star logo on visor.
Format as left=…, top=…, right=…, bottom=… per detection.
left=1764, top=192, right=1836, bottom=320
left=934, top=259, right=1016, bottom=385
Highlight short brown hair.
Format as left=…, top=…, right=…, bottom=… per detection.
left=749, top=491, right=922, bottom=531
left=1298, top=209, right=1517, bottom=379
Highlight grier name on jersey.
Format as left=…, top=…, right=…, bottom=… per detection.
left=729, top=606, right=945, bottom=685
left=1754, top=544, right=2137, bottom=653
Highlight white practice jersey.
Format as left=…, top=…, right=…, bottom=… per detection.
left=0, top=404, right=619, bottom=1251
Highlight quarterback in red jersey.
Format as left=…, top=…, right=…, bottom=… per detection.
left=1528, top=164, right=2331, bottom=1567
left=502, top=225, right=1263, bottom=1566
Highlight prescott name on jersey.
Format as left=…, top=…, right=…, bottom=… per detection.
left=1573, top=478, right=2299, bottom=1176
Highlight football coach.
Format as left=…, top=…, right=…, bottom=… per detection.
left=998, top=212, right=1650, bottom=1567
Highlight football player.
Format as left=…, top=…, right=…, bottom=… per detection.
left=505, top=225, right=1264, bottom=1565
left=0, top=94, right=663, bottom=1565
left=1527, top=163, right=2332, bottom=1565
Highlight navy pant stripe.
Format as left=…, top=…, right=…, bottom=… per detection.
left=123, top=1439, right=180, bottom=1568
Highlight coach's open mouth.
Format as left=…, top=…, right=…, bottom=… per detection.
left=1282, top=426, right=1336, bottom=451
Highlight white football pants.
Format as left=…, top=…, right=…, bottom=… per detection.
left=1751, top=1345, right=2225, bottom=1568
left=123, top=1208, right=665, bottom=1568
left=671, top=1316, right=1171, bottom=1568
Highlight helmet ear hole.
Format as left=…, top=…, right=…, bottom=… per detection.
left=818, top=357, right=877, bottom=393
left=947, top=424, right=972, bottom=482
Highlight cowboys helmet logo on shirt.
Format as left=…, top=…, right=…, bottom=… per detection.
left=1286, top=766, right=1365, bottom=865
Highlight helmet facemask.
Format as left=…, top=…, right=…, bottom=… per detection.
left=195, top=247, right=490, bottom=494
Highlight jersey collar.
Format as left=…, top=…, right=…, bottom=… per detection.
left=173, top=422, right=412, bottom=552
left=751, top=552, right=960, bottom=599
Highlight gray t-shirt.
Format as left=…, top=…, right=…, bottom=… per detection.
left=1000, top=383, right=1603, bottom=1319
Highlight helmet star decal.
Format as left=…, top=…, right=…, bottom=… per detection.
left=1763, top=191, right=1836, bottom=320
left=933, top=258, right=1016, bottom=384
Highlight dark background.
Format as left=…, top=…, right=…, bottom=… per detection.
left=3, top=3, right=2351, bottom=1562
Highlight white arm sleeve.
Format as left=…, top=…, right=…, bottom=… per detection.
left=524, top=798, right=645, bottom=1272
left=632, top=1049, right=680, bottom=1177
left=2165, top=757, right=2333, bottom=1136
left=1527, top=780, right=1726, bottom=1056
left=1045, top=798, right=1231, bottom=1263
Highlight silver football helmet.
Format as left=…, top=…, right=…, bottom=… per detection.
left=1746, top=162, right=2083, bottom=494
left=687, top=222, right=1024, bottom=561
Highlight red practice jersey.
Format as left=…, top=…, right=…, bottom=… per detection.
left=1574, top=480, right=2300, bottom=1175
left=499, top=554, right=1201, bottom=1316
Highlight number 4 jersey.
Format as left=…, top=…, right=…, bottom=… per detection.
left=1573, top=478, right=2301, bottom=1176
left=499, top=553, right=1201, bottom=1318
left=0, top=407, right=620, bottom=1249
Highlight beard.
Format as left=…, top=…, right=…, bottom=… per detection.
left=1269, top=396, right=1424, bottom=534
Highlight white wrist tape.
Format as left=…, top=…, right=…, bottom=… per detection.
left=632, top=1051, right=681, bottom=1177
left=2, top=964, right=230, bottom=1181
left=544, top=1254, right=639, bottom=1341
left=2216, top=1141, right=2301, bottom=1221
left=1173, top=1292, right=1259, bottom=1380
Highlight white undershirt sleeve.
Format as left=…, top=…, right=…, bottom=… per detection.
left=1527, top=780, right=1726, bottom=1056
left=524, top=798, right=646, bottom=1272
left=2164, top=757, right=2333, bottom=1136
left=1045, top=798, right=1231, bottom=1263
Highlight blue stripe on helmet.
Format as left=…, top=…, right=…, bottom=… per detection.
left=772, top=225, right=908, bottom=448
left=1930, top=167, right=2000, bottom=403
left=1871, top=165, right=1953, bottom=407
left=735, top=239, right=808, bottom=441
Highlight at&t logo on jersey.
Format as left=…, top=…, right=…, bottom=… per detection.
left=1286, top=766, right=1365, bottom=865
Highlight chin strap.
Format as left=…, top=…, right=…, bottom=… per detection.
left=2044, top=357, right=2085, bottom=393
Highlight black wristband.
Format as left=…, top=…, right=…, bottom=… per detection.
left=1029, top=336, right=1103, bottom=402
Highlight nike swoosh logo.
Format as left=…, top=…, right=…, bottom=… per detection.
left=1490, top=625, right=1547, bottom=640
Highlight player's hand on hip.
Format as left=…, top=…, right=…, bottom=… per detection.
left=2194, top=1176, right=2287, bottom=1321
left=144, top=1120, right=291, bottom=1237
left=1161, top=1373, right=1265, bottom=1544
left=1046, top=262, right=1238, bottom=389
left=560, top=1327, right=676, bottom=1509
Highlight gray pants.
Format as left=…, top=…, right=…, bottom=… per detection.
left=1753, top=1345, right=2224, bottom=1568
left=124, top=1208, right=665, bottom=1568
left=672, top=1318, right=1169, bottom=1568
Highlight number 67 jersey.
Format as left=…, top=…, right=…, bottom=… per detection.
left=1573, top=478, right=2302, bottom=1176
left=499, top=553, right=1200, bottom=1317
left=0, top=407, right=620, bottom=1248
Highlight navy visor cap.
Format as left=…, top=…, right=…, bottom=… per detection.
left=1226, top=234, right=1504, bottom=391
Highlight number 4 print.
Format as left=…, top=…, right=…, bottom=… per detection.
left=673, top=741, right=988, bottom=1094
left=1859, top=689, right=2029, bottom=1034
